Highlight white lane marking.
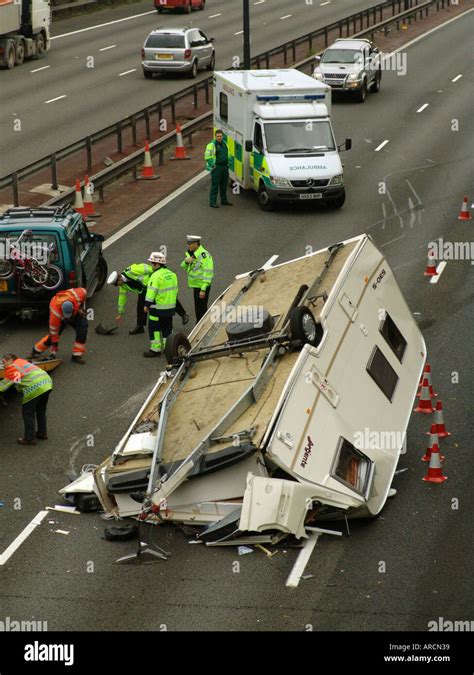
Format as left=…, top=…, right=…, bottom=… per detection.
left=31, top=65, right=50, bottom=73
left=0, top=511, right=48, bottom=566
left=416, top=103, right=429, bottom=113
left=209, top=13, right=222, bottom=18
left=103, top=171, right=207, bottom=250
left=254, top=0, right=265, bottom=4
left=280, top=14, right=292, bottom=20
left=430, top=261, right=447, bottom=284
left=45, top=95, right=66, bottom=104
left=286, top=532, right=320, bottom=588
left=375, top=139, right=390, bottom=152
left=235, top=30, right=244, bottom=35
left=406, top=178, right=422, bottom=205
left=99, top=44, right=117, bottom=52
left=451, top=74, right=462, bottom=82
left=320, top=1, right=331, bottom=5
left=118, top=68, right=136, bottom=77
left=51, top=10, right=156, bottom=40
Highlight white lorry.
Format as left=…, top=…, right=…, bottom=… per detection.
left=0, top=0, right=50, bottom=69
left=213, top=69, right=352, bottom=211
left=61, top=235, right=426, bottom=574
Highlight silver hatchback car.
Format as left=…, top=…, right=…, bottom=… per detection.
left=141, top=27, right=215, bottom=79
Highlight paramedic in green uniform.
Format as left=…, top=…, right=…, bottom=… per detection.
left=204, top=130, right=233, bottom=208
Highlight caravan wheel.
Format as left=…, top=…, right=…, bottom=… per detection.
left=289, top=307, right=322, bottom=348
left=165, top=332, right=191, bottom=364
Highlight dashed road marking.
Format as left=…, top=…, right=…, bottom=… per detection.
left=375, top=140, right=390, bottom=152
left=45, top=95, right=66, bottom=104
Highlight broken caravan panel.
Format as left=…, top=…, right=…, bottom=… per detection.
left=61, top=234, right=426, bottom=540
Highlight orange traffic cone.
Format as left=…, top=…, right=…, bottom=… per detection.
left=422, top=443, right=447, bottom=483
left=73, top=179, right=86, bottom=216
left=138, top=141, right=159, bottom=180
left=414, top=378, right=434, bottom=413
left=417, top=363, right=437, bottom=398
left=457, top=196, right=471, bottom=221
left=422, top=424, right=444, bottom=462
left=170, top=123, right=190, bottom=160
left=424, top=249, right=438, bottom=277
left=432, top=400, right=451, bottom=438
left=83, top=176, right=101, bottom=218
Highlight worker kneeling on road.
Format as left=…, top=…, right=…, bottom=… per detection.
left=0, top=354, right=53, bottom=446
left=31, top=287, right=88, bottom=365
left=181, top=235, right=214, bottom=323
left=143, top=252, right=178, bottom=358
left=108, top=261, right=188, bottom=335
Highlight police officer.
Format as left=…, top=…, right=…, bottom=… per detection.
left=0, top=353, right=53, bottom=445
left=143, top=252, right=178, bottom=358
left=108, top=262, right=189, bottom=335
left=204, top=129, right=233, bottom=208
left=181, top=235, right=214, bottom=322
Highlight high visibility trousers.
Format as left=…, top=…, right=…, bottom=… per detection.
left=210, top=165, right=229, bottom=205
left=34, top=315, right=88, bottom=356
left=148, top=309, right=173, bottom=353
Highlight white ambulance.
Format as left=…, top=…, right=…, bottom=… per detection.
left=213, top=69, right=351, bottom=211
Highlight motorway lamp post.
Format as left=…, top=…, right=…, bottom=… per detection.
left=243, top=0, right=251, bottom=70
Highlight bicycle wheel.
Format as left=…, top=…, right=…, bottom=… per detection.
left=42, top=265, right=63, bottom=291
left=30, top=263, right=48, bottom=285
left=0, top=260, right=14, bottom=279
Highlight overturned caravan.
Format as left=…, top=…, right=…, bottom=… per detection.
left=61, top=234, right=426, bottom=544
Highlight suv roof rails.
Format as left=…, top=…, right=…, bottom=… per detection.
left=334, top=37, right=371, bottom=45
left=2, top=205, right=74, bottom=220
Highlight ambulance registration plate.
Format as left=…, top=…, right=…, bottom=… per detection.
left=299, top=193, right=322, bottom=199
left=0, top=280, right=7, bottom=292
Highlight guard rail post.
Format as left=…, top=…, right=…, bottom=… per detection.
left=170, top=97, right=176, bottom=124
left=86, top=137, right=92, bottom=173
left=12, top=173, right=19, bottom=207
left=117, top=121, right=123, bottom=154
left=145, top=109, right=151, bottom=140
left=51, top=153, right=58, bottom=192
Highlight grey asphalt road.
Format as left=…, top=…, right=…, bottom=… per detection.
left=0, top=10, right=473, bottom=632
left=2, top=0, right=392, bottom=175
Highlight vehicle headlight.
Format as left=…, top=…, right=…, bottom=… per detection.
left=347, top=73, right=360, bottom=82
left=313, top=71, right=323, bottom=81
left=271, top=176, right=291, bottom=188
left=329, top=174, right=343, bottom=186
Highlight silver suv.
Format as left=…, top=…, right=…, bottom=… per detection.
left=141, top=27, right=215, bottom=79
left=313, top=38, right=381, bottom=103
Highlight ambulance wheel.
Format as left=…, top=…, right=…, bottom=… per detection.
left=165, top=332, right=191, bottom=364
left=289, top=307, right=322, bottom=348
left=258, top=184, right=275, bottom=211
left=326, top=191, right=345, bottom=209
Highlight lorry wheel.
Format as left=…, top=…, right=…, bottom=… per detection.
left=34, top=34, right=45, bottom=59
left=326, top=192, right=345, bottom=209
left=355, top=79, right=367, bottom=103
left=289, top=306, right=323, bottom=348
left=5, top=41, right=15, bottom=69
left=165, top=332, right=191, bottom=364
left=95, top=256, right=108, bottom=291
left=15, top=42, right=25, bottom=66
left=370, top=71, right=381, bottom=93
left=258, top=185, right=275, bottom=211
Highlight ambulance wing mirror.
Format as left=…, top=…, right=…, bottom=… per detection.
left=245, top=140, right=253, bottom=152
left=338, top=138, right=352, bottom=152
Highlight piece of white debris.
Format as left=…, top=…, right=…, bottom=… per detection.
left=55, top=529, right=70, bottom=535
left=302, top=574, right=314, bottom=580
left=188, top=540, right=203, bottom=544
left=238, top=546, right=254, bottom=555
left=46, top=505, right=80, bottom=515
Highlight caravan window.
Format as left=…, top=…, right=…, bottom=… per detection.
left=332, top=438, right=373, bottom=496
left=219, top=93, right=228, bottom=123
left=380, top=312, right=407, bottom=363
left=366, top=346, right=399, bottom=402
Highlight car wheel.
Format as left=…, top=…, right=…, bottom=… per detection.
left=164, top=332, right=191, bottom=365
left=143, top=68, right=153, bottom=79
left=5, top=41, right=15, bottom=69
left=289, top=306, right=323, bottom=348
left=15, top=41, right=25, bottom=66
left=326, top=191, right=346, bottom=209
left=184, top=0, right=191, bottom=13
left=95, top=256, right=108, bottom=291
left=370, top=71, right=381, bottom=93
left=258, top=184, right=275, bottom=211
left=199, top=0, right=206, bottom=8
left=188, top=59, right=198, bottom=78
left=206, top=51, right=215, bottom=71
left=355, top=79, right=367, bottom=103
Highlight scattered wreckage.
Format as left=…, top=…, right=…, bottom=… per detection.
left=61, top=234, right=426, bottom=576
